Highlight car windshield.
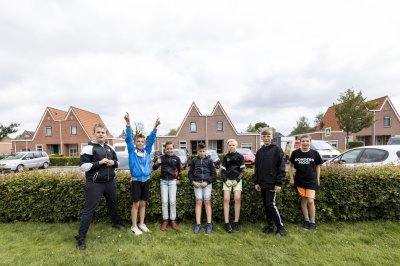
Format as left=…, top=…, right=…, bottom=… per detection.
left=173, top=149, right=186, bottom=156
left=237, top=149, right=252, bottom=155
left=311, top=142, right=335, bottom=150
left=4, top=153, right=26, bottom=160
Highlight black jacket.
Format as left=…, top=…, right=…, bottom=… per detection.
left=152, top=154, right=181, bottom=180
left=252, top=144, right=286, bottom=189
left=221, top=152, right=245, bottom=182
left=80, top=141, right=118, bottom=183
left=188, top=156, right=216, bottom=184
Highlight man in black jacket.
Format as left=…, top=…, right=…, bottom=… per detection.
left=253, top=127, right=287, bottom=236
left=75, top=123, right=123, bottom=250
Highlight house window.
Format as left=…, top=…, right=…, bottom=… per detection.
left=190, top=122, right=197, bottom=132
left=384, top=116, right=391, bottom=127
left=36, top=144, right=43, bottom=151
left=179, top=141, right=187, bottom=149
left=241, top=143, right=252, bottom=150
left=71, top=126, right=77, bottom=135
left=45, top=126, right=52, bottom=136
left=69, top=144, right=78, bottom=156
left=217, top=121, right=223, bottom=131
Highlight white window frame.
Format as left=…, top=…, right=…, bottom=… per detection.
left=241, top=143, right=252, bottom=150
left=179, top=141, right=187, bottom=149
left=217, top=121, right=223, bottom=132
left=36, top=144, right=43, bottom=151
left=45, top=126, right=52, bottom=136
left=190, top=122, right=197, bottom=132
left=69, top=144, right=78, bottom=156
left=71, top=126, right=77, bottom=135
left=384, top=116, right=391, bottom=127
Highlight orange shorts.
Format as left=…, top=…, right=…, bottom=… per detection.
left=297, top=187, right=316, bottom=199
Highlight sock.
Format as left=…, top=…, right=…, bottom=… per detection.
left=310, top=219, right=315, bottom=224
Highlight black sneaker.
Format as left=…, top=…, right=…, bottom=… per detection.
left=275, top=227, right=287, bottom=237
left=232, top=222, right=240, bottom=232
left=303, top=221, right=310, bottom=230
left=309, top=223, right=317, bottom=231
left=224, top=223, right=233, bottom=233
left=262, top=225, right=275, bottom=234
left=75, top=235, right=86, bottom=250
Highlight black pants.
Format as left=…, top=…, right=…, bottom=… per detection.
left=78, top=179, right=121, bottom=238
left=261, top=188, right=283, bottom=229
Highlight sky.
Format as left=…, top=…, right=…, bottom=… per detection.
left=1, top=0, right=400, bottom=138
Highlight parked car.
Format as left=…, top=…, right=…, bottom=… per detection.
left=205, top=149, right=221, bottom=169
left=387, top=135, right=400, bottom=145
left=0, top=151, right=50, bottom=172
left=173, top=149, right=189, bottom=169
left=310, top=140, right=341, bottom=162
left=236, top=148, right=256, bottom=168
left=323, top=145, right=400, bottom=168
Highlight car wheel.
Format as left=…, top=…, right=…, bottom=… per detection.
left=16, top=164, right=24, bottom=172
left=42, top=162, right=49, bottom=169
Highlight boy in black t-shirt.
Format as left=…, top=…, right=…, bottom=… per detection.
left=288, top=135, right=323, bottom=231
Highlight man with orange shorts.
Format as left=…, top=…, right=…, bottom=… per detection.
left=289, top=134, right=323, bottom=231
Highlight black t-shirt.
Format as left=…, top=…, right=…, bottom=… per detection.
left=289, top=149, right=323, bottom=190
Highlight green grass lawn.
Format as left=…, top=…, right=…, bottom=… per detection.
left=1, top=221, right=399, bottom=266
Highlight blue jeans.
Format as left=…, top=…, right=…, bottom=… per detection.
left=160, top=179, right=177, bottom=220
left=194, top=184, right=212, bottom=200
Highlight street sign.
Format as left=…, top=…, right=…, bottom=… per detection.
left=325, top=127, right=331, bottom=137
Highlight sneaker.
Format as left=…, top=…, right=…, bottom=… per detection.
left=275, top=227, right=287, bottom=237
left=232, top=222, right=240, bottom=233
left=303, top=221, right=310, bottom=230
left=75, top=235, right=86, bottom=250
left=194, top=224, right=202, bottom=234
left=130, top=226, right=143, bottom=235
left=309, top=223, right=317, bottom=231
left=160, top=220, right=168, bottom=231
left=139, top=224, right=150, bottom=233
left=224, top=223, right=233, bottom=233
left=171, top=220, right=178, bottom=230
left=262, top=225, right=275, bottom=234
left=206, top=223, right=213, bottom=234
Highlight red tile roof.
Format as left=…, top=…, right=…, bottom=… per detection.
left=47, top=107, right=68, bottom=120
left=69, top=106, right=113, bottom=138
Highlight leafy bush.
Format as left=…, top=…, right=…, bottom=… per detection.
left=348, top=141, right=364, bottom=149
left=49, top=156, right=80, bottom=166
left=1, top=166, right=400, bottom=223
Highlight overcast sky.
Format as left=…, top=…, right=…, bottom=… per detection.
left=1, top=0, right=400, bottom=138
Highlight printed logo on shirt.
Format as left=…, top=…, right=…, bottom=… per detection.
left=295, top=158, right=315, bottom=165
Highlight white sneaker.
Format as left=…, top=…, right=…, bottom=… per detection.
left=130, top=226, right=143, bottom=235
left=139, top=224, right=150, bottom=232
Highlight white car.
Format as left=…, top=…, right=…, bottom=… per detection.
left=0, top=151, right=50, bottom=172
left=311, top=140, right=341, bottom=162
left=323, top=145, right=400, bottom=168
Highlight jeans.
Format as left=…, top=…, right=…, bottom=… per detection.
left=160, top=179, right=177, bottom=220
left=194, top=183, right=212, bottom=200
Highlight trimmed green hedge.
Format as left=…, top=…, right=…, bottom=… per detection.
left=1, top=166, right=400, bottom=223
left=49, top=156, right=80, bottom=166
left=348, top=141, right=364, bottom=149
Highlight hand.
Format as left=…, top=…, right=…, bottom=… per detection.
left=201, top=181, right=208, bottom=188
left=232, top=181, right=238, bottom=187
left=226, top=180, right=232, bottom=187
left=124, top=112, right=130, bottom=124
left=154, top=118, right=161, bottom=129
left=157, top=158, right=161, bottom=164
left=192, top=181, right=200, bottom=188
left=176, top=179, right=181, bottom=185
left=100, top=158, right=108, bottom=165
left=289, top=178, right=294, bottom=186
left=255, top=184, right=261, bottom=192
left=274, top=186, right=282, bottom=193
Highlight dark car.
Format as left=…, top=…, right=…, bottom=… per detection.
left=236, top=148, right=255, bottom=168
left=205, top=149, right=221, bottom=169
left=387, top=135, right=400, bottom=145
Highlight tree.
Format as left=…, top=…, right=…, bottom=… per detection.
left=334, top=89, right=377, bottom=149
left=0, top=122, right=19, bottom=141
left=134, top=122, right=146, bottom=136
left=246, top=122, right=271, bottom=133
left=246, top=123, right=256, bottom=132
left=289, top=116, right=312, bottom=135
left=314, top=112, right=324, bottom=129
left=167, top=128, right=177, bottom=136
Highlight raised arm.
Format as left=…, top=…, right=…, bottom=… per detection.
left=124, top=112, right=135, bottom=153
left=145, top=118, right=160, bottom=153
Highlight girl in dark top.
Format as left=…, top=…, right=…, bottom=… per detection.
left=289, top=134, right=323, bottom=231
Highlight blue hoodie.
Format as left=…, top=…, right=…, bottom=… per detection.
left=125, top=126, right=156, bottom=182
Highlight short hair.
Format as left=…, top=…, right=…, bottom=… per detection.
left=93, top=123, right=107, bottom=133
left=197, top=143, right=206, bottom=150
left=260, top=127, right=273, bottom=135
left=164, top=141, right=174, bottom=147
left=226, top=139, right=238, bottom=146
left=299, top=134, right=312, bottom=141
left=134, top=133, right=146, bottom=141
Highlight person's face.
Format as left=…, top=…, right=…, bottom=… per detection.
left=301, top=137, right=311, bottom=150
left=135, top=137, right=145, bottom=150
left=165, top=144, right=174, bottom=155
left=94, top=127, right=106, bottom=144
left=261, top=134, right=272, bottom=145
left=227, top=141, right=237, bottom=153
left=198, top=149, right=206, bottom=158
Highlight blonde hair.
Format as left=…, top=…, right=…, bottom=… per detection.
left=93, top=123, right=107, bottom=133
left=226, top=139, right=238, bottom=146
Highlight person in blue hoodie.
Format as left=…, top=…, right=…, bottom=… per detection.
left=124, top=112, right=160, bottom=236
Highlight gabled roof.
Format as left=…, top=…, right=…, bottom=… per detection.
left=47, top=107, right=68, bottom=120
left=318, top=95, right=397, bottom=131
left=175, top=102, right=202, bottom=136
left=210, top=101, right=239, bottom=135
left=67, top=106, right=112, bottom=138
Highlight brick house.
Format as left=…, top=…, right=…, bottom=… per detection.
left=299, top=96, right=400, bottom=150
left=12, top=106, right=120, bottom=155
left=156, top=102, right=261, bottom=154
